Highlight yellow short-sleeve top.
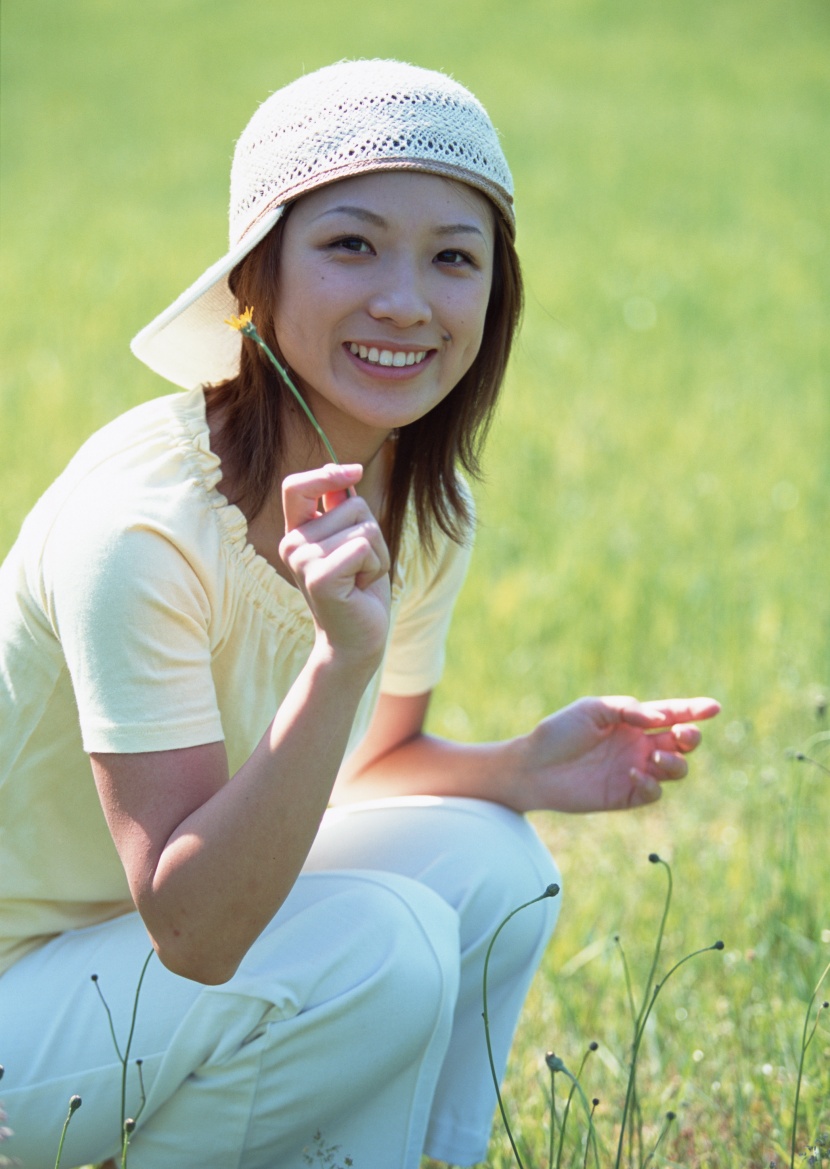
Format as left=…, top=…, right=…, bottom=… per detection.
left=0, top=389, right=472, bottom=975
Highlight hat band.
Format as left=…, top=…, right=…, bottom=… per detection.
left=236, top=155, right=515, bottom=247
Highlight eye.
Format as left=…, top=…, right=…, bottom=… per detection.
left=329, top=235, right=374, bottom=255
left=435, top=248, right=477, bottom=268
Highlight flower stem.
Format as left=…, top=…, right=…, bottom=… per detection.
left=236, top=317, right=342, bottom=466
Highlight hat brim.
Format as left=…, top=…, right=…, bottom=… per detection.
left=130, top=205, right=285, bottom=391
left=131, top=158, right=514, bottom=392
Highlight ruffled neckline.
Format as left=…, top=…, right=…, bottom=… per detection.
left=172, top=388, right=412, bottom=623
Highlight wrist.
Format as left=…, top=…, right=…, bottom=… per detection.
left=309, top=631, right=384, bottom=689
left=502, top=731, right=535, bottom=812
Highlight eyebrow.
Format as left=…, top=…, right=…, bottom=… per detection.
left=316, top=205, right=488, bottom=239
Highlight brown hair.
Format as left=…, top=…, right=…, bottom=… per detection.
left=204, top=199, right=523, bottom=569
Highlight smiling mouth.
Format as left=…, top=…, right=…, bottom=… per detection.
left=347, top=343, right=430, bottom=368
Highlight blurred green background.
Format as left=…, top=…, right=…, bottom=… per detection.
left=2, top=0, right=828, bottom=1163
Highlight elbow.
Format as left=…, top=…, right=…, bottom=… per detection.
left=142, top=910, right=243, bottom=985
left=137, top=888, right=245, bottom=985
left=154, top=938, right=241, bottom=986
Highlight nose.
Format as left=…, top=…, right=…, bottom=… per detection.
left=367, top=254, right=432, bottom=328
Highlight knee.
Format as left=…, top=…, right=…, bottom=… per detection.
left=320, top=874, right=462, bottom=1059
left=438, top=801, right=563, bottom=962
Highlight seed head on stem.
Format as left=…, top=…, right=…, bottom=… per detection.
left=53, top=1096, right=82, bottom=1169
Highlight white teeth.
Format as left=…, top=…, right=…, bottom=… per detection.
left=348, top=344, right=428, bottom=367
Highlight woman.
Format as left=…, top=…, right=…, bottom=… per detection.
left=0, top=60, right=719, bottom=1167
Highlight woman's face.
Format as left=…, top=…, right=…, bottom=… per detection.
left=272, top=171, right=495, bottom=453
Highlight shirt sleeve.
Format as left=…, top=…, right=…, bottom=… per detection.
left=380, top=513, right=474, bottom=698
left=42, top=519, right=224, bottom=754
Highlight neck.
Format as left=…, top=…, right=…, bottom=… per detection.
left=207, top=394, right=395, bottom=578
left=278, top=399, right=393, bottom=510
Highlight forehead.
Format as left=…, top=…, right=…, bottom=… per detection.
left=289, top=170, right=496, bottom=235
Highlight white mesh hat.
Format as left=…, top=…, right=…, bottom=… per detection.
left=130, top=59, right=515, bottom=390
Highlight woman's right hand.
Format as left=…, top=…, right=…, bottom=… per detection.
left=279, top=463, right=391, bottom=668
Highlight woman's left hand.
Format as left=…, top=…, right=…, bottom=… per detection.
left=511, top=695, right=721, bottom=813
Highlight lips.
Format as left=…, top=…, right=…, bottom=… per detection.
left=347, top=343, right=429, bottom=368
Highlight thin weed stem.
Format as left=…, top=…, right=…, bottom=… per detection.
left=583, top=1101, right=600, bottom=1169
left=119, top=951, right=153, bottom=1139
left=121, top=1118, right=136, bottom=1169
left=614, top=935, right=638, bottom=1031
left=614, top=935, right=642, bottom=1169
left=795, top=752, right=830, bottom=776
left=91, top=974, right=123, bottom=1062
left=615, top=853, right=723, bottom=1169
left=615, top=855, right=672, bottom=1169
left=483, top=883, right=560, bottom=1169
left=790, top=960, right=830, bottom=1169
left=642, top=1110, right=676, bottom=1168
left=92, top=949, right=153, bottom=1163
left=637, top=857, right=673, bottom=1035
left=53, top=1095, right=81, bottom=1169
left=555, top=1043, right=597, bottom=1169
left=548, top=1063, right=558, bottom=1169
left=134, top=1060, right=147, bottom=1123
left=546, top=1053, right=600, bottom=1169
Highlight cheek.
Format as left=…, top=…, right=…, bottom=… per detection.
left=455, top=276, right=491, bottom=328
left=455, top=295, right=490, bottom=360
left=273, top=282, right=317, bottom=355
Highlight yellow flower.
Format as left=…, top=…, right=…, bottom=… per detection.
left=224, top=306, right=255, bottom=331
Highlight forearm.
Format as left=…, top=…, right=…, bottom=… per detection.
left=332, top=730, right=528, bottom=811
left=333, top=694, right=721, bottom=821
left=146, top=642, right=378, bottom=982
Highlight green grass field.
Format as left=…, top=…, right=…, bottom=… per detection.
left=1, top=1, right=828, bottom=1165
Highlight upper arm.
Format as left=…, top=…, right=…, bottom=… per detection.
left=90, top=741, right=228, bottom=908
left=334, top=690, right=431, bottom=791
left=45, top=521, right=222, bottom=755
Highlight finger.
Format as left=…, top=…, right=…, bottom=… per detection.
left=619, top=697, right=721, bottom=729
left=290, top=522, right=391, bottom=587
left=282, top=464, right=363, bottom=531
left=285, top=493, right=378, bottom=546
left=628, top=768, right=662, bottom=807
left=671, top=723, right=703, bottom=753
left=318, top=525, right=390, bottom=583
left=303, top=532, right=385, bottom=594
left=642, top=724, right=702, bottom=755
left=281, top=509, right=390, bottom=582
left=647, top=749, right=688, bottom=781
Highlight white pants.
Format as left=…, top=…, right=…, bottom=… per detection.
left=0, top=797, right=561, bottom=1169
